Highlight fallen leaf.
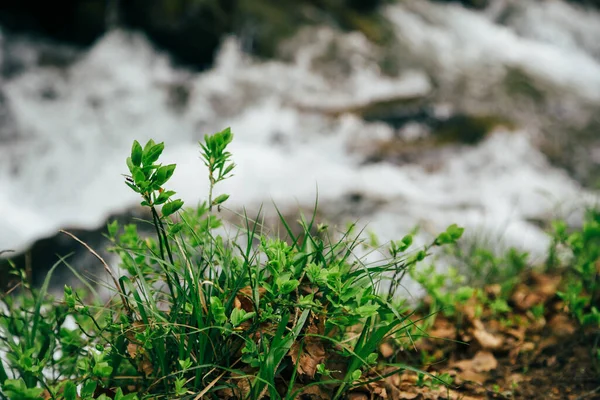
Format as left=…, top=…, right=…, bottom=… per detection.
left=288, top=320, right=326, bottom=378
left=294, top=384, right=330, bottom=400
left=428, top=317, right=457, bottom=340
left=471, top=319, right=503, bottom=349
left=511, top=285, right=542, bottom=311
left=347, top=392, right=369, bottom=400
left=485, top=284, right=502, bottom=298
left=398, top=392, right=418, bottom=399
left=234, top=286, right=266, bottom=312
left=548, top=314, right=576, bottom=337
left=457, top=369, right=488, bottom=385
left=378, top=342, right=394, bottom=358
left=532, top=273, right=561, bottom=297
left=471, top=351, right=497, bottom=372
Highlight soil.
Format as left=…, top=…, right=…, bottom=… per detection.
left=343, top=271, right=600, bottom=400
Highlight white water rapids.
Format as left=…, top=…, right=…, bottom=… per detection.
left=0, top=0, right=598, bottom=267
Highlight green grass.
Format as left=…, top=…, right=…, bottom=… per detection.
left=0, top=128, right=465, bottom=399
left=1, top=128, right=598, bottom=399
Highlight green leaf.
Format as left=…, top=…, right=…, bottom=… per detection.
left=63, top=381, right=77, bottom=400
left=351, top=369, right=362, bottom=381
left=455, top=286, right=474, bottom=303
left=155, top=190, right=176, bottom=205
left=107, top=220, right=119, bottom=238
left=230, top=308, right=255, bottom=327
left=131, top=140, right=143, bottom=167
left=93, top=361, right=113, bottom=378
left=178, top=358, right=192, bottom=371
left=132, top=167, right=146, bottom=186
left=142, top=139, right=155, bottom=154
left=169, top=222, right=184, bottom=235
left=162, top=199, right=184, bottom=217
left=399, top=234, right=413, bottom=252
left=447, top=224, right=465, bottom=240
left=212, top=193, right=230, bottom=206
left=435, top=232, right=452, bottom=245
left=153, top=164, right=176, bottom=186
left=125, top=181, right=140, bottom=193
left=210, top=296, right=227, bottom=324
left=222, top=163, right=235, bottom=176
left=280, top=279, right=300, bottom=294
left=3, top=379, right=45, bottom=399
left=366, top=352, right=378, bottom=364
left=142, top=142, right=165, bottom=166
left=80, top=380, right=97, bottom=397
left=355, top=303, right=380, bottom=318
left=126, top=156, right=134, bottom=173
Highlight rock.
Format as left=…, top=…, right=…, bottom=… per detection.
left=0, top=208, right=152, bottom=293
left=431, top=0, right=491, bottom=9
left=0, top=0, right=108, bottom=46
left=0, top=1, right=395, bottom=69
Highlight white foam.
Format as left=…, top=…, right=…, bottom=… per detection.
left=0, top=3, right=598, bottom=260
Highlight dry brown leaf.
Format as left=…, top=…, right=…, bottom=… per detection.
left=234, top=286, right=266, bottom=312
left=532, top=273, right=561, bottom=297
left=398, top=392, right=419, bottom=399
left=127, top=341, right=140, bottom=359
left=471, top=351, right=497, bottom=372
left=453, top=351, right=497, bottom=373
left=294, top=384, right=330, bottom=400
left=485, top=284, right=502, bottom=298
left=471, top=319, right=503, bottom=349
left=505, top=327, right=526, bottom=341
left=139, top=358, right=154, bottom=377
left=428, top=318, right=457, bottom=340
left=288, top=319, right=326, bottom=378
left=348, top=392, right=369, bottom=400
left=548, top=314, right=576, bottom=337
left=380, top=342, right=395, bottom=358
left=511, top=284, right=543, bottom=311
left=457, top=369, right=488, bottom=385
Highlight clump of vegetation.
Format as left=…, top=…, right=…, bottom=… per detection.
left=1, top=128, right=598, bottom=399
left=0, top=128, right=464, bottom=399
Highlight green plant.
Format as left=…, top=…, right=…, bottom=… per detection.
left=1, top=128, right=464, bottom=399
left=554, top=210, right=600, bottom=327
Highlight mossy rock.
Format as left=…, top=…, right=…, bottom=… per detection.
left=120, top=0, right=394, bottom=67
left=0, top=0, right=394, bottom=68
left=430, top=0, right=490, bottom=9
left=432, top=114, right=513, bottom=145
left=566, top=0, right=600, bottom=9
left=503, top=67, right=547, bottom=105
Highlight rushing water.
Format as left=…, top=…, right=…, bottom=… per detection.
left=0, top=0, right=598, bottom=269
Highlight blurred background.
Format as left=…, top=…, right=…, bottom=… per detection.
left=0, top=0, right=599, bottom=290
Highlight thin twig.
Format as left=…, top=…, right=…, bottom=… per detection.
left=193, top=359, right=239, bottom=400
left=59, top=230, right=132, bottom=317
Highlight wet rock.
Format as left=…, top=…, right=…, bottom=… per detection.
left=431, top=0, right=491, bottom=9
left=0, top=0, right=108, bottom=46
left=1, top=33, right=81, bottom=78
left=0, top=90, right=18, bottom=141
left=431, top=114, right=514, bottom=145
left=361, top=112, right=513, bottom=169
left=0, top=1, right=393, bottom=69
left=121, top=0, right=394, bottom=67
left=567, top=1, right=600, bottom=10
left=0, top=208, right=152, bottom=293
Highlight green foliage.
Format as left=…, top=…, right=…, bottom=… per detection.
left=0, top=129, right=463, bottom=399
left=553, top=209, right=600, bottom=327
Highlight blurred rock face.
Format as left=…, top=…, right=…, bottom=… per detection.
left=0, top=0, right=108, bottom=45
left=0, top=0, right=389, bottom=68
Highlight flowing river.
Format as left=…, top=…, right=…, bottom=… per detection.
left=0, top=0, right=599, bottom=286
